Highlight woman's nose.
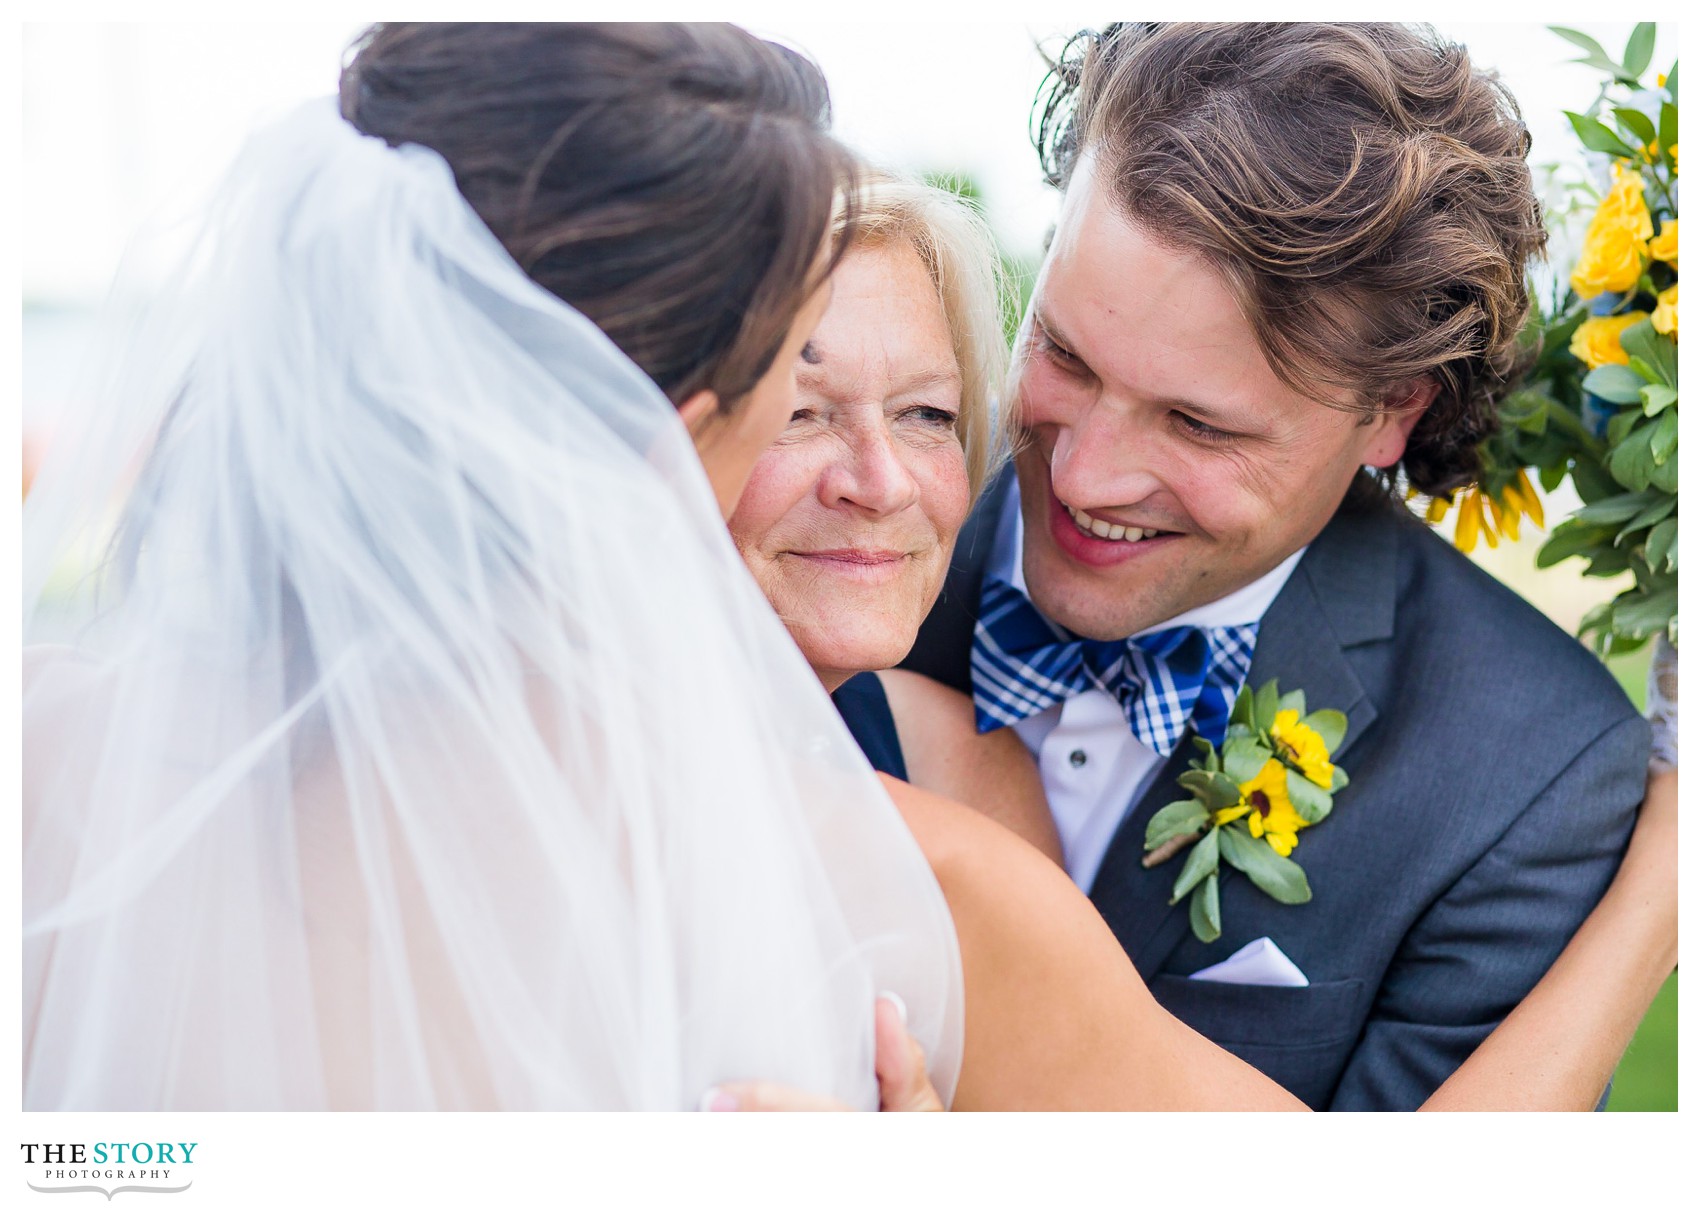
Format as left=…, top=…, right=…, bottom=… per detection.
left=818, top=423, right=921, bottom=517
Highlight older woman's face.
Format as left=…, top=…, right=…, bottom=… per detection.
left=730, top=242, right=970, bottom=689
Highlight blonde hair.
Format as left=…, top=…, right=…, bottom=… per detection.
left=834, top=170, right=1011, bottom=500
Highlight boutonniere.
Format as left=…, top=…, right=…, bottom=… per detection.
left=1143, top=680, right=1349, bottom=943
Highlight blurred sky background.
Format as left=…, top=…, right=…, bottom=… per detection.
left=20, top=19, right=1649, bottom=303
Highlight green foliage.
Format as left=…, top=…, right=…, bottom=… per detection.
left=1606, top=971, right=1678, bottom=1111
left=1476, top=27, right=1678, bottom=657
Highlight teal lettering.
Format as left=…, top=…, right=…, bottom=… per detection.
left=179, top=1144, right=196, bottom=1164
left=133, top=1144, right=153, bottom=1164
left=93, top=1144, right=108, bottom=1164
left=158, top=1144, right=176, bottom=1164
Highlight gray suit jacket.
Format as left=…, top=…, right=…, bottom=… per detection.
left=903, top=471, right=1648, bottom=1109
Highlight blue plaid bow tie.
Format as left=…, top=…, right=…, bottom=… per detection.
left=971, top=577, right=1259, bottom=756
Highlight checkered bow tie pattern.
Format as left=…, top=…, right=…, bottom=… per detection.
left=970, top=577, right=1259, bottom=756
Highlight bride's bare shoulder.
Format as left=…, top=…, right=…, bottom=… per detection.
left=875, top=772, right=1048, bottom=883
left=874, top=772, right=1103, bottom=959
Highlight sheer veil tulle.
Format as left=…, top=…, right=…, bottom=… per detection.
left=22, top=99, right=963, bottom=1110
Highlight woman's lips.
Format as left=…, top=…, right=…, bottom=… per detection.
left=783, top=548, right=913, bottom=580
left=792, top=548, right=908, bottom=564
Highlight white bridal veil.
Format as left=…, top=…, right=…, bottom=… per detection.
left=22, top=99, right=963, bottom=1110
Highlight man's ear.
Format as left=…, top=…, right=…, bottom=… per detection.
left=1362, top=377, right=1439, bottom=468
left=676, top=389, right=722, bottom=441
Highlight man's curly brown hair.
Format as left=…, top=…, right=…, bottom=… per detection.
left=1034, top=22, right=1549, bottom=499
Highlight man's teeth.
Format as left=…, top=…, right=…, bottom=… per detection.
left=1068, top=504, right=1157, bottom=542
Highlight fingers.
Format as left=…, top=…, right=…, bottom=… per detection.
left=874, top=991, right=944, bottom=1112
left=699, top=1081, right=852, bottom=1112
left=696, top=992, right=944, bottom=1113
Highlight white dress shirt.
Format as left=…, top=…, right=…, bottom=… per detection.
left=986, top=481, right=1305, bottom=891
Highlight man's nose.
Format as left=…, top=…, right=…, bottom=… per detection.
left=819, top=422, right=921, bottom=517
left=1045, top=396, right=1164, bottom=509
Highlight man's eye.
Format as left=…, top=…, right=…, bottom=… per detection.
left=788, top=408, right=816, bottom=425
left=1035, top=327, right=1084, bottom=370
left=1173, top=411, right=1234, bottom=443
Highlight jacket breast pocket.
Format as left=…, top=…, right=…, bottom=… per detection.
left=1148, top=974, right=1368, bottom=1109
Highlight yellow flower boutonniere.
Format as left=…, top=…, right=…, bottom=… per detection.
left=1143, top=679, right=1350, bottom=943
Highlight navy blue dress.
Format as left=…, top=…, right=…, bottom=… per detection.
left=830, top=672, right=908, bottom=780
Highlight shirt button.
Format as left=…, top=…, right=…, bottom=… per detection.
left=1069, top=749, right=1089, bottom=769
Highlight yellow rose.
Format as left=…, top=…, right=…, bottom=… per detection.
left=1649, top=218, right=1678, bottom=270
left=1571, top=213, right=1650, bottom=298
left=1570, top=169, right=1655, bottom=299
left=1570, top=310, right=1651, bottom=369
left=1601, top=168, right=1654, bottom=231
left=1652, top=284, right=1678, bottom=340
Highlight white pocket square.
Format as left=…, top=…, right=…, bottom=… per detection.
left=1187, top=936, right=1308, bottom=988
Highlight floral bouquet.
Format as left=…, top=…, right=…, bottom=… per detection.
left=1425, top=23, right=1677, bottom=661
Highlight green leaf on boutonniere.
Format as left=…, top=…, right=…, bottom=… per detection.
left=1299, top=709, right=1348, bottom=752
left=1222, top=735, right=1271, bottom=784
left=1252, top=680, right=1281, bottom=733
left=1179, top=769, right=1243, bottom=812
left=1229, top=686, right=1255, bottom=730
left=1219, top=826, right=1313, bottom=906
left=1145, top=799, right=1210, bottom=851
left=1166, top=677, right=1348, bottom=941
left=1284, top=768, right=1333, bottom=825
left=1189, top=873, right=1222, bottom=943
left=1170, top=827, right=1220, bottom=903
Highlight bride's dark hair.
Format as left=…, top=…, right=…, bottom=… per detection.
left=341, top=22, right=855, bottom=411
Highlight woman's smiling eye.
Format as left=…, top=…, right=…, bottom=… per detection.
left=903, top=404, right=959, bottom=429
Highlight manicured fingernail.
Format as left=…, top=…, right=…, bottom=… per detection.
left=877, top=990, right=909, bottom=1026
left=698, top=1086, right=739, bottom=1112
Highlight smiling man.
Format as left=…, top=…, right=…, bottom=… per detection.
left=904, top=22, right=1650, bottom=1110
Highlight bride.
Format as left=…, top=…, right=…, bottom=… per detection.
left=24, top=22, right=1676, bottom=1112
left=24, top=22, right=964, bottom=1111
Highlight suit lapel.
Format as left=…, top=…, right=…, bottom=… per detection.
left=901, top=465, right=1010, bottom=694
left=1089, top=496, right=1400, bottom=977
